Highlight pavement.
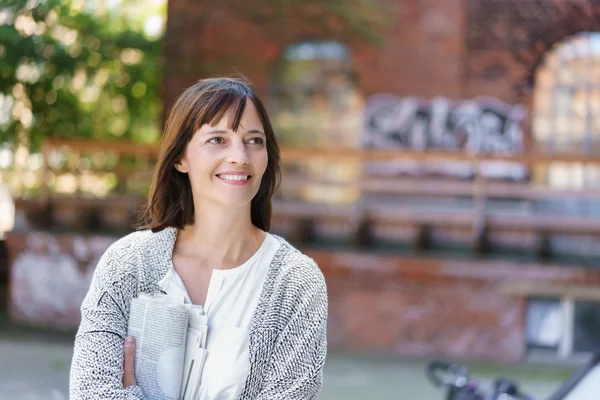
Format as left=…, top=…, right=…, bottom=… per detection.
left=0, top=328, right=576, bottom=400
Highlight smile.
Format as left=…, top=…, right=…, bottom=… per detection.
left=216, top=174, right=252, bottom=185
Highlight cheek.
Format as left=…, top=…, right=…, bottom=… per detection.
left=187, top=150, right=216, bottom=175
left=254, top=150, right=268, bottom=173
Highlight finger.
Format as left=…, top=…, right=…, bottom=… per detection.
left=123, top=336, right=136, bottom=387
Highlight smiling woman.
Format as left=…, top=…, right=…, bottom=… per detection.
left=69, top=76, right=328, bottom=400
left=139, top=77, right=280, bottom=234
left=177, top=105, right=267, bottom=208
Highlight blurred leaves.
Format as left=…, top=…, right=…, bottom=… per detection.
left=0, top=0, right=392, bottom=151
left=0, top=0, right=164, bottom=151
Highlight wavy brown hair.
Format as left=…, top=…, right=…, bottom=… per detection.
left=138, top=77, right=281, bottom=233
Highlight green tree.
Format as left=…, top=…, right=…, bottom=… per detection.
left=0, top=0, right=164, bottom=150
left=0, top=0, right=391, bottom=151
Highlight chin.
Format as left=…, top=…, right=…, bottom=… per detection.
left=215, top=196, right=254, bottom=209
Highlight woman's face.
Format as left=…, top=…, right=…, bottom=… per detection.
left=176, top=99, right=268, bottom=210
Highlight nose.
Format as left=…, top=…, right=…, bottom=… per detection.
left=226, top=139, right=250, bottom=165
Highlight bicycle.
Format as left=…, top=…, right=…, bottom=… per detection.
left=426, top=360, right=536, bottom=400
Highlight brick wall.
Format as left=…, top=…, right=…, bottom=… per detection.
left=7, top=231, right=600, bottom=361
left=163, top=0, right=470, bottom=107
left=164, top=0, right=600, bottom=142
left=5, top=232, right=116, bottom=329
left=308, top=250, right=600, bottom=362
left=149, top=0, right=600, bottom=361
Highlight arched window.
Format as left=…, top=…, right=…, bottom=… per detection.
left=533, top=32, right=600, bottom=188
left=270, top=41, right=363, bottom=204
left=270, top=41, right=362, bottom=148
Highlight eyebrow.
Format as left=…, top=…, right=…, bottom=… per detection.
left=204, top=129, right=266, bottom=136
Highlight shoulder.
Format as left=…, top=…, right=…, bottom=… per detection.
left=100, top=229, right=152, bottom=264
left=95, top=228, right=174, bottom=278
left=268, top=234, right=327, bottom=299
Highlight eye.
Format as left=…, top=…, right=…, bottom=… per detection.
left=249, top=137, right=264, bottom=145
left=207, top=137, right=224, bottom=144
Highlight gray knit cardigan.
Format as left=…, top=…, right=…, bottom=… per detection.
left=69, top=227, right=328, bottom=400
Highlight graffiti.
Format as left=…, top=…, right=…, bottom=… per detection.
left=363, top=94, right=526, bottom=153
left=362, top=94, right=528, bottom=180
left=9, top=233, right=114, bottom=328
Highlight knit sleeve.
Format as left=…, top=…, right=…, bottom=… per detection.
left=69, top=246, right=145, bottom=400
left=256, top=264, right=328, bottom=400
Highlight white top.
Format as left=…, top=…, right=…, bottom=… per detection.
left=159, top=232, right=280, bottom=400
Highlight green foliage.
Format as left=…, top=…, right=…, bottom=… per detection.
left=0, top=0, right=164, bottom=150
left=0, top=0, right=391, bottom=151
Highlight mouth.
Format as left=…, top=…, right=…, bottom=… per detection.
left=216, top=174, right=252, bottom=183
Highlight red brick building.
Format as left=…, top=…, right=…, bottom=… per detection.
left=164, top=0, right=600, bottom=153
left=158, top=0, right=600, bottom=363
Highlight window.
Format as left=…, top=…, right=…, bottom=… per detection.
left=533, top=32, right=600, bottom=188
left=526, top=297, right=600, bottom=360
left=573, top=301, right=600, bottom=353
left=270, top=41, right=363, bottom=149
left=270, top=41, right=363, bottom=204
left=526, top=297, right=563, bottom=350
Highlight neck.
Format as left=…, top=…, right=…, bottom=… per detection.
left=176, top=201, right=264, bottom=267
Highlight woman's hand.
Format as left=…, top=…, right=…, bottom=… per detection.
left=123, top=336, right=137, bottom=388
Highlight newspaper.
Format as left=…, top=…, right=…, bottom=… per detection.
left=128, top=293, right=208, bottom=400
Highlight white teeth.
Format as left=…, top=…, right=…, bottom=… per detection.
left=219, top=175, right=249, bottom=181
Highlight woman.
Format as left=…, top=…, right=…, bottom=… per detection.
left=69, top=77, right=328, bottom=399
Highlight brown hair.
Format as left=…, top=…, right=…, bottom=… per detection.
left=138, top=76, right=281, bottom=232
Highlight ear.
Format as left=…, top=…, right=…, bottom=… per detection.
left=174, top=160, right=188, bottom=174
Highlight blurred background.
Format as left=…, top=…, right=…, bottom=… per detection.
left=2, top=0, right=600, bottom=399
